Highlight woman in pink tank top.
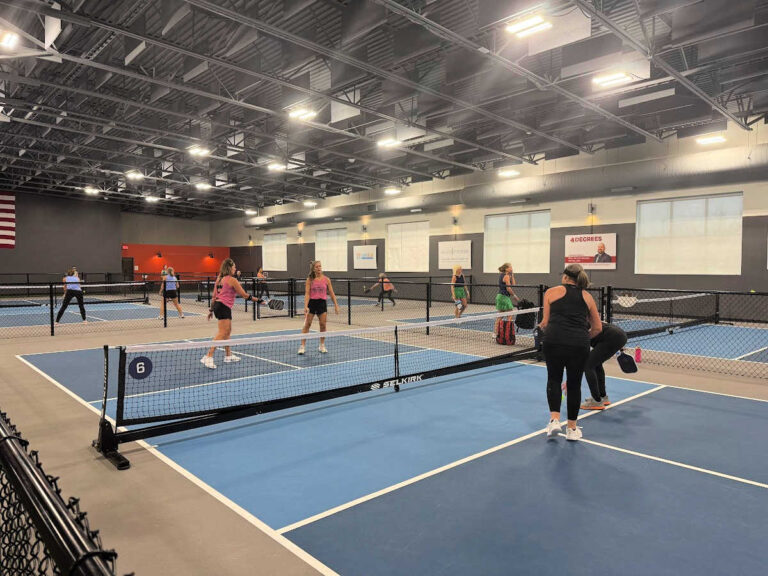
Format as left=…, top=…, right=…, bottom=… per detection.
left=201, top=258, right=260, bottom=369
left=299, top=260, right=339, bottom=355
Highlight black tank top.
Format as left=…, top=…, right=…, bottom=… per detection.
left=498, top=274, right=508, bottom=296
left=545, top=284, right=590, bottom=347
left=454, top=274, right=465, bottom=286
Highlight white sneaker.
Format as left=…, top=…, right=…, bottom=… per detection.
left=319, top=344, right=327, bottom=353
left=224, top=355, right=240, bottom=363
left=565, top=426, right=583, bottom=441
left=546, top=419, right=562, bottom=439
left=200, top=356, right=216, bottom=369
left=297, top=345, right=305, bottom=355
left=157, top=315, right=163, bottom=319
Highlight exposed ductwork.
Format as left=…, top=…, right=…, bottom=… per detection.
left=246, top=144, right=768, bottom=228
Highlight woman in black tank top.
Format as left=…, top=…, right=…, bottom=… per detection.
left=539, top=264, right=602, bottom=441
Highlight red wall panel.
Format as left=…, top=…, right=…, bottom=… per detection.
left=122, top=244, right=230, bottom=275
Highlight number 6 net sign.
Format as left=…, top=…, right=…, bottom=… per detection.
left=128, top=356, right=153, bottom=379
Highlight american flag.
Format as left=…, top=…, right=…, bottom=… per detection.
left=0, top=194, right=15, bottom=249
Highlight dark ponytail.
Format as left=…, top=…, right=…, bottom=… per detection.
left=563, top=263, right=590, bottom=289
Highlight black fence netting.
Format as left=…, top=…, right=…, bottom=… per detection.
left=0, top=410, right=127, bottom=575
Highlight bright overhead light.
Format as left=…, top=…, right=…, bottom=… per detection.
left=267, top=162, right=287, bottom=172
left=244, top=209, right=257, bottom=216
left=303, top=200, right=318, bottom=207
left=83, top=186, right=99, bottom=195
left=194, top=182, right=211, bottom=191
left=498, top=168, right=520, bottom=178
left=410, top=208, right=422, bottom=213
left=384, top=187, right=401, bottom=196
left=125, top=170, right=144, bottom=181
left=145, top=196, right=160, bottom=203
left=696, top=134, right=727, bottom=145
left=187, top=145, right=211, bottom=157
left=333, top=217, right=343, bottom=221
left=0, top=32, right=19, bottom=50
left=516, top=21, right=552, bottom=38
left=505, top=15, right=544, bottom=34
left=593, top=72, right=633, bottom=88
left=377, top=138, right=401, bottom=148
left=288, top=108, right=317, bottom=120
left=508, top=199, right=528, bottom=205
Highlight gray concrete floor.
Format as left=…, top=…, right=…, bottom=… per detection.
left=1, top=314, right=765, bottom=575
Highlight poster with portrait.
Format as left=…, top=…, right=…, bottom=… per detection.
left=353, top=244, right=377, bottom=269
left=565, top=233, right=617, bottom=270
left=438, top=240, right=472, bottom=270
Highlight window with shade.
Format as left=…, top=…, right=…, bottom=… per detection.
left=262, top=233, right=287, bottom=272
left=635, top=193, right=743, bottom=275
left=386, top=221, right=430, bottom=272
left=483, top=211, right=551, bottom=273
left=315, top=228, right=348, bottom=271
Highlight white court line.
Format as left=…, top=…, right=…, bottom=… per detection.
left=570, top=437, right=768, bottom=490
left=14, top=355, right=340, bottom=576
left=733, top=345, right=768, bottom=361
left=276, top=385, right=667, bottom=534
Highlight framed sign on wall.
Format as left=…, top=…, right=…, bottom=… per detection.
left=565, top=233, right=617, bottom=270
left=353, top=244, right=377, bottom=269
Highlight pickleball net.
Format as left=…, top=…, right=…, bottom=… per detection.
left=95, top=307, right=540, bottom=469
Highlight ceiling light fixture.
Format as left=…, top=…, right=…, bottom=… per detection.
left=125, top=170, right=144, bottom=181
left=410, top=208, right=422, bottom=213
left=593, top=72, right=633, bottom=88
left=333, top=217, right=343, bottom=221
left=145, top=196, right=160, bottom=203
left=377, top=138, right=401, bottom=148
left=244, top=209, right=257, bottom=216
left=498, top=168, right=520, bottom=178
left=288, top=108, right=317, bottom=120
left=83, top=186, right=99, bottom=195
left=0, top=32, right=19, bottom=50
left=303, top=200, right=318, bottom=208
left=505, top=15, right=552, bottom=38
left=696, top=134, right=727, bottom=145
left=384, top=187, right=401, bottom=196
left=194, top=182, right=212, bottom=191
left=267, top=162, right=287, bottom=172
left=187, top=145, right=211, bottom=157
left=508, top=199, right=528, bottom=205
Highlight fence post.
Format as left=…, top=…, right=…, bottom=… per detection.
left=253, top=279, right=258, bottom=320
left=538, top=284, right=546, bottom=310
left=426, top=282, right=431, bottom=335
left=605, top=286, right=613, bottom=323
left=49, top=283, right=55, bottom=336
left=714, top=293, right=721, bottom=324
left=162, top=280, right=167, bottom=328
left=347, top=280, right=352, bottom=326
left=206, top=276, right=211, bottom=308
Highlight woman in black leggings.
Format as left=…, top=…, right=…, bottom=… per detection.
left=539, top=264, right=602, bottom=441
left=580, top=322, right=628, bottom=410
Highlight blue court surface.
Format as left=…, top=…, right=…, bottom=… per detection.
left=0, top=300, right=200, bottom=327
left=19, top=332, right=768, bottom=575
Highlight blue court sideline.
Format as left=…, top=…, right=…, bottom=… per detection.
left=18, top=336, right=768, bottom=575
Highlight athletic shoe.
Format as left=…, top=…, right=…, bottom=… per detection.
left=297, top=345, right=305, bottom=355
left=565, top=426, right=583, bottom=441
left=580, top=397, right=605, bottom=411
left=224, top=355, right=241, bottom=363
left=545, top=419, right=562, bottom=439
left=319, top=344, right=327, bottom=353
left=602, top=396, right=611, bottom=406
left=157, top=315, right=163, bottom=319
left=179, top=315, right=185, bottom=319
left=200, top=356, right=216, bottom=369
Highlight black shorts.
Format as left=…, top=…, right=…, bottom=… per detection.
left=164, top=290, right=178, bottom=300
left=307, top=298, right=327, bottom=316
left=212, top=301, right=232, bottom=320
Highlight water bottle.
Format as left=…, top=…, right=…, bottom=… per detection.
left=634, top=347, right=642, bottom=363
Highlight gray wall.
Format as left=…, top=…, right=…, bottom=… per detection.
left=0, top=194, right=122, bottom=278
left=229, top=215, right=768, bottom=291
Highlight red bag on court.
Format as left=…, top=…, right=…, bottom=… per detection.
left=496, top=317, right=516, bottom=345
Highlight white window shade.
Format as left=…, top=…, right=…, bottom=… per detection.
left=315, top=228, right=348, bottom=271
left=483, top=211, right=551, bottom=273
left=387, top=221, right=429, bottom=272
left=635, top=193, right=742, bottom=275
left=262, top=233, right=287, bottom=272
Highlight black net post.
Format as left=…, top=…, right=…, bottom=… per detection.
left=605, top=285, right=613, bottom=323
left=49, top=283, right=55, bottom=336
left=347, top=280, right=352, bottom=326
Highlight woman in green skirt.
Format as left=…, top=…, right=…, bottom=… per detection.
left=451, top=265, right=470, bottom=318
left=494, top=262, right=520, bottom=338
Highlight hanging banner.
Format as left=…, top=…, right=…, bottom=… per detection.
left=565, top=233, right=617, bottom=270
left=438, top=240, right=472, bottom=270
left=353, top=244, right=377, bottom=269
